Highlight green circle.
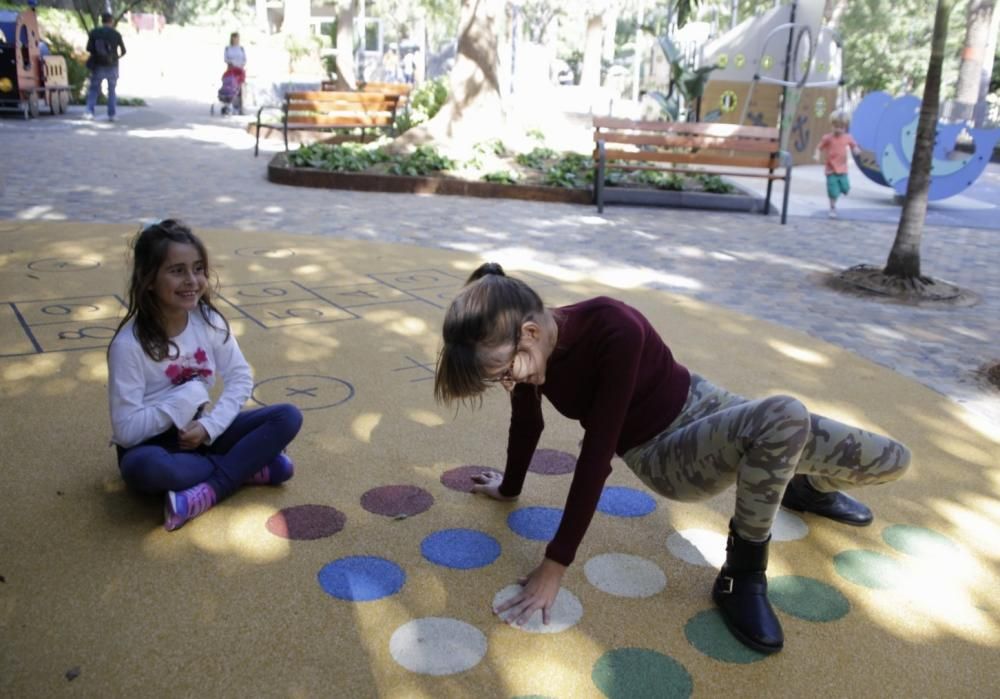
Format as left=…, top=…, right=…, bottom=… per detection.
left=761, top=55, right=774, bottom=70
left=683, top=609, right=768, bottom=664
left=717, top=54, right=729, bottom=68
left=592, top=647, right=693, bottom=698
left=834, top=550, right=905, bottom=589
left=770, top=575, right=850, bottom=622
left=883, top=525, right=959, bottom=559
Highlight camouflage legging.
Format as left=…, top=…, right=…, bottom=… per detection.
left=622, top=373, right=911, bottom=542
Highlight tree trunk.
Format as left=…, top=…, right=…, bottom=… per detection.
left=391, top=0, right=505, bottom=153
left=884, top=0, right=955, bottom=279
left=334, top=2, right=358, bottom=90
left=953, top=0, right=996, bottom=123
left=580, top=14, right=604, bottom=91
left=823, top=0, right=849, bottom=28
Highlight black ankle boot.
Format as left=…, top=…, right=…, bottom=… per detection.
left=781, top=474, right=873, bottom=526
left=712, top=522, right=784, bottom=654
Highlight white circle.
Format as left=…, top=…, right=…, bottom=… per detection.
left=492, top=584, right=583, bottom=633
left=666, top=529, right=728, bottom=568
left=389, top=617, right=487, bottom=676
left=771, top=509, right=809, bottom=541
left=584, top=553, right=667, bottom=598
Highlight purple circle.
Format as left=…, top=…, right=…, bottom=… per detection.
left=266, top=504, right=346, bottom=540
left=440, top=465, right=503, bottom=493
left=529, top=449, right=576, bottom=475
left=361, top=485, right=434, bottom=518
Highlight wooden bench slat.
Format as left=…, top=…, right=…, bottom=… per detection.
left=601, top=164, right=787, bottom=179
left=286, top=90, right=398, bottom=102
left=602, top=148, right=777, bottom=169
left=593, top=116, right=778, bottom=140
left=288, top=100, right=396, bottom=113
left=594, top=132, right=781, bottom=152
left=287, top=115, right=395, bottom=127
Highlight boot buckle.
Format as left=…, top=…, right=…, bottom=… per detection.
left=719, top=576, right=734, bottom=594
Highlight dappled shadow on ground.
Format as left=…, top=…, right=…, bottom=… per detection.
left=2, top=222, right=997, bottom=697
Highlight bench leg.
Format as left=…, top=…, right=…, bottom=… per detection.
left=764, top=176, right=774, bottom=217
left=595, top=142, right=606, bottom=214
left=781, top=171, right=791, bottom=225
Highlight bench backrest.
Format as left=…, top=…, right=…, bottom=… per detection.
left=593, top=117, right=783, bottom=170
left=285, top=91, right=400, bottom=127
left=359, top=81, right=412, bottom=97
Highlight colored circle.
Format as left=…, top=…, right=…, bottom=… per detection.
left=734, top=53, right=745, bottom=68
left=251, top=374, right=354, bottom=412
left=27, top=257, right=101, bottom=272
left=720, top=90, right=739, bottom=113
left=882, top=525, right=960, bottom=560
left=584, top=553, right=666, bottom=598
left=597, top=486, right=656, bottom=517
left=361, top=485, right=434, bottom=518
left=717, top=54, right=729, bottom=68
left=769, top=575, right=850, bottom=622
left=440, top=465, right=503, bottom=493
left=666, top=529, right=727, bottom=568
left=833, top=550, right=905, bottom=589
left=508, top=507, right=562, bottom=541
left=683, top=609, right=768, bottom=664
left=771, top=509, right=808, bottom=541
left=592, top=647, right=693, bottom=698
left=529, top=449, right=576, bottom=475
left=493, top=584, right=583, bottom=633
left=389, top=617, right=487, bottom=675
left=317, top=556, right=405, bottom=601
left=815, top=96, right=828, bottom=118
left=421, top=528, right=501, bottom=569
left=266, top=504, right=346, bottom=540
left=761, top=55, right=774, bottom=71
left=234, top=246, right=296, bottom=258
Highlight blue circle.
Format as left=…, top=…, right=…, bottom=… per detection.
left=597, top=486, right=657, bottom=517
left=507, top=507, right=563, bottom=541
left=317, top=556, right=406, bottom=601
left=421, top=528, right=502, bottom=569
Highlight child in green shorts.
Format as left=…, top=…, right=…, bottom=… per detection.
left=816, top=111, right=861, bottom=219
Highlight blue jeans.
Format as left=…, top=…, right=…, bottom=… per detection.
left=118, top=404, right=303, bottom=498
left=86, top=65, right=119, bottom=117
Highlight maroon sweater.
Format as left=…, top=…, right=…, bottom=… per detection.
left=499, top=297, right=691, bottom=566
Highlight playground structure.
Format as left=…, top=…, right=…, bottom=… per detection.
left=698, top=0, right=839, bottom=167
left=850, top=90, right=1000, bottom=200
left=0, top=5, right=71, bottom=118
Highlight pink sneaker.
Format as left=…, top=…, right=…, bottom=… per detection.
left=164, top=483, right=217, bottom=531
left=246, top=453, right=295, bottom=486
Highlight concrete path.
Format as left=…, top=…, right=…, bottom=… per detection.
left=1, top=98, right=997, bottom=428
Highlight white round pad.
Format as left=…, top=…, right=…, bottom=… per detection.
left=389, top=617, right=487, bottom=676
left=666, top=528, right=728, bottom=568
left=584, top=553, right=667, bottom=598
left=491, top=584, right=583, bottom=633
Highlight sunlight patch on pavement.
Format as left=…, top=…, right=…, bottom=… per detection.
left=16, top=205, right=66, bottom=220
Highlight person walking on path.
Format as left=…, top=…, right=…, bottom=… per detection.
left=434, top=263, right=911, bottom=654
left=85, top=12, right=127, bottom=121
left=816, top=111, right=861, bottom=219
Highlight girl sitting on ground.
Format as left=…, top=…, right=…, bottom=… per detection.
left=107, top=219, right=302, bottom=531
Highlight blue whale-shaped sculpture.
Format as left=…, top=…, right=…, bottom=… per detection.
left=850, top=91, right=1000, bottom=201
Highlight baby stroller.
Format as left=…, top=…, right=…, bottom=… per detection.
left=211, top=67, right=244, bottom=116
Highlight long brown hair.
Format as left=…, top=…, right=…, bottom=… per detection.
left=434, top=262, right=544, bottom=405
left=109, top=219, right=229, bottom=362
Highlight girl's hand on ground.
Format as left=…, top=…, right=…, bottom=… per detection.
left=470, top=471, right=517, bottom=501
left=178, top=421, right=209, bottom=450
left=493, top=558, right=567, bottom=626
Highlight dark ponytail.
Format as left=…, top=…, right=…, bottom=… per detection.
left=434, top=262, right=544, bottom=405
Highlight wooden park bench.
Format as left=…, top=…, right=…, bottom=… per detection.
left=592, top=118, right=792, bottom=224
left=254, top=90, right=401, bottom=157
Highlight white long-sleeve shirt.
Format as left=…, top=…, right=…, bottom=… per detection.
left=224, top=45, right=246, bottom=68
left=108, top=309, right=253, bottom=449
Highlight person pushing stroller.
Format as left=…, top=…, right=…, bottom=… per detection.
left=218, top=31, right=246, bottom=115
